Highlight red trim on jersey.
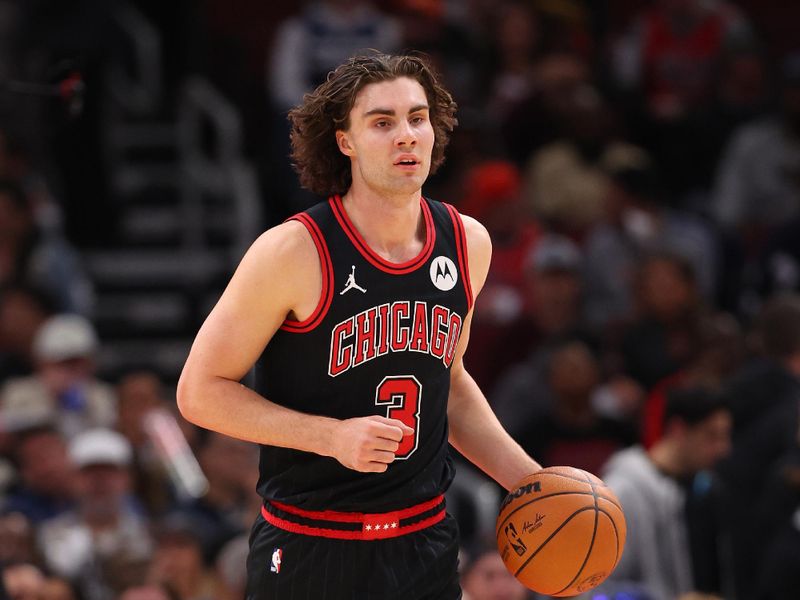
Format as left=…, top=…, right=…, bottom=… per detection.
left=329, top=195, right=435, bottom=274
left=444, top=203, right=474, bottom=311
left=261, top=495, right=446, bottom=540
left=280, top=213, right=334, bottom=333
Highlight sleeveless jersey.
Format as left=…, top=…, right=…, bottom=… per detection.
left=254, top=195, right=473, bottom=512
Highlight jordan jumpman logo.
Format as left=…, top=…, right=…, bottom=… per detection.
left=340, top=265, right=367, bottom=295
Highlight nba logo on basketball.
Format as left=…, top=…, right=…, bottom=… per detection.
left=270, top=548, right=282, bottom=573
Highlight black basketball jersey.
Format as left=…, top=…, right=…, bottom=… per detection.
left=254, top=195, right=473, bottom=512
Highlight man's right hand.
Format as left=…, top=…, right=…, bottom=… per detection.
left=331, top=415, right=414, bottom=473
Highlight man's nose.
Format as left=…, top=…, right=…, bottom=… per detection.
left=395, top=121, right=417, bottom=146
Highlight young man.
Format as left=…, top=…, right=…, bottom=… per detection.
left=177, top=53, right=541, bottom=599
left=596, top=387, right=733, bottom=600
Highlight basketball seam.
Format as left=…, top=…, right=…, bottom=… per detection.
left=511, top=505, right=596, bottom=579
left=554, top=474, right=601, bottom=596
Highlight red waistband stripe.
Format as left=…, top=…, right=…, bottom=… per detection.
left=261, top=495, right=446, bottom=541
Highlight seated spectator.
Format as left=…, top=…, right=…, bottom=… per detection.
left=599, top=388, right=733, bottom=600
left=215, top=534, right=249, bottom=600
left=147, top=513, right=226, bottom=600
left=0, top=284, right=54, bottom=382
left=116, top=370, right=176, bottom=515
left=516, top=337, right=636, bottom=475
left=267, top=0, right=401, bottom=112
left=0, top=511, right=37, bottom=566
left=0, top=313, right=116, bottom=439
left=459, top=160, right=542, bottom=392
left=642, top=312, right=744, bottom=448
left=38, top=428, right=153, bottom=600
left=619, top=252, right=706, bottom=390
left=175, top=432, right=259, bottom=563
left=713, top=52, right=800, bottom=243
left=717, top=294, right=800, bottom=597
left=583, top=148, right=719, bottom=333
left=489, top=236, right=590, bottom=439
left=460, top=542, right=529, bottom=600
left=0, top=178, right=93, bottom=315
left=2, top=425, right=77, bottom=523
left=523, top=85, right=640, bottom=236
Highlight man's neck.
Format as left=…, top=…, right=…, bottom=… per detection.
left=648, top=441, right=685, bottom=479
left=341, top=189, right=425, bottom=263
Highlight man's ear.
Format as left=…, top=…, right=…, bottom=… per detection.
left=336, top=130, right=354, bottom=157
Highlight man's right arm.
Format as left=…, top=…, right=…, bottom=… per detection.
left=176, top=221, right=411, bottom=473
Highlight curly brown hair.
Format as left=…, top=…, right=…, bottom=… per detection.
left=288, top=53, right=458, bottom=196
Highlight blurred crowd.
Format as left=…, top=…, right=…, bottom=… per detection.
left=1, top=0, right=800, bottom=599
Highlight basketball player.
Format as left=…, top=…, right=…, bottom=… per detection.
left=177, top=53, right=542, bottom=599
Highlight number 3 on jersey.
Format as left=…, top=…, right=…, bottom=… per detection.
left=375, top=376, right=422, bottom=459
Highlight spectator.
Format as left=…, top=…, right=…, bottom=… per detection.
left=175, top=432, right=258, bottom=562
left=619, top=252, right=707, bottom=390
left=712, top=52, right=800, bottom=241
left=0, top=313, right=116, bottom=439
left=523, top=85, right=637, bottom=235
left=2, top=425, right=77, bottom=523
left=484, top=1, right=543, bottom=121
left=0, top=284, right=54, bottom=383
left=0, top=511, right=37, bottom=566
left=215, top=534, right=249, bottom=600
left=641, top=311, right=744, bottom=448
left=600, top=388, right=733, bottom=600
left=612, top=0, right=752, bottom=120
left=516, top=337, right=636, bottom=475
left=489, top=234, right=590, bottom=439
left=500, top=52, right=591, bottom=166
left=460, top=543, right=529, bottom=600
left=38, top=428, right=153, bottom=600
left=115, top=370, right=175, bottom=515
left=0, top=178, right=93, bottom=315
left=147, top=513, right=226, bottom=600
left=459, top=160, right=542, bottom=392
left=267, top=0, right=401, bottom=112
left=717, top=294, right=800, bottom=597
left=0, top=563, right=45, bottom=600
left=583, top=148, right=719, bottom=332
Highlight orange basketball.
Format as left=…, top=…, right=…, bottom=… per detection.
left=496, top=466, right=626, bottom=597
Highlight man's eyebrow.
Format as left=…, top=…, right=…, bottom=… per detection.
left=362, top=104, right=430, bottom=118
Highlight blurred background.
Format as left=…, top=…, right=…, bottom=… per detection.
left=0, top=0, right=799, bottom=598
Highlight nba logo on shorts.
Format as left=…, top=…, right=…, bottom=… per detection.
left=270, top=548, right=282, bottom=573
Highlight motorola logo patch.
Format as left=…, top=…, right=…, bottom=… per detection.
left=430, top=256, right=458, bottom=291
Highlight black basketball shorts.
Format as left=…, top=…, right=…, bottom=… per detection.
left=245, top=496, right=462, bottom=600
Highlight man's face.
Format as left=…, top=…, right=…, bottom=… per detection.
left=337, top=77, right=435, bottom=199
left=462, top=552, right=528, bottom=600
left=681, top=410, right=732, bottom=472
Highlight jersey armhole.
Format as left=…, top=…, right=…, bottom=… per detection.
left=280, top=213, right=334, bottom=333
left=443, top=203, right=474, bottom=311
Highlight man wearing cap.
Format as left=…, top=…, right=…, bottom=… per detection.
left=37, top=428, right=153, bottom=600
left=0, top=314, right=116, bottom=439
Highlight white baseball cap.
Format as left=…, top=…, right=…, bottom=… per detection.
left=69, top=428, right=132, bottom=468
left=33, top=314, right=99, bottom=362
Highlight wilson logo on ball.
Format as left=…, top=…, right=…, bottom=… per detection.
left=499, top=480, right=542, bottom=512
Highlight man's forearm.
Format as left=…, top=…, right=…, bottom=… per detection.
left=448, top=368, right=541, bottom=491
left=177, top=373, right=339, bottom=457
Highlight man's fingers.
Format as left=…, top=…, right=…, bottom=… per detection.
left=368, top=416, right=415, bottom=440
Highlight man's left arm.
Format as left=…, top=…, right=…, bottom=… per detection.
left=447, top=214, right=542, bottom=491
